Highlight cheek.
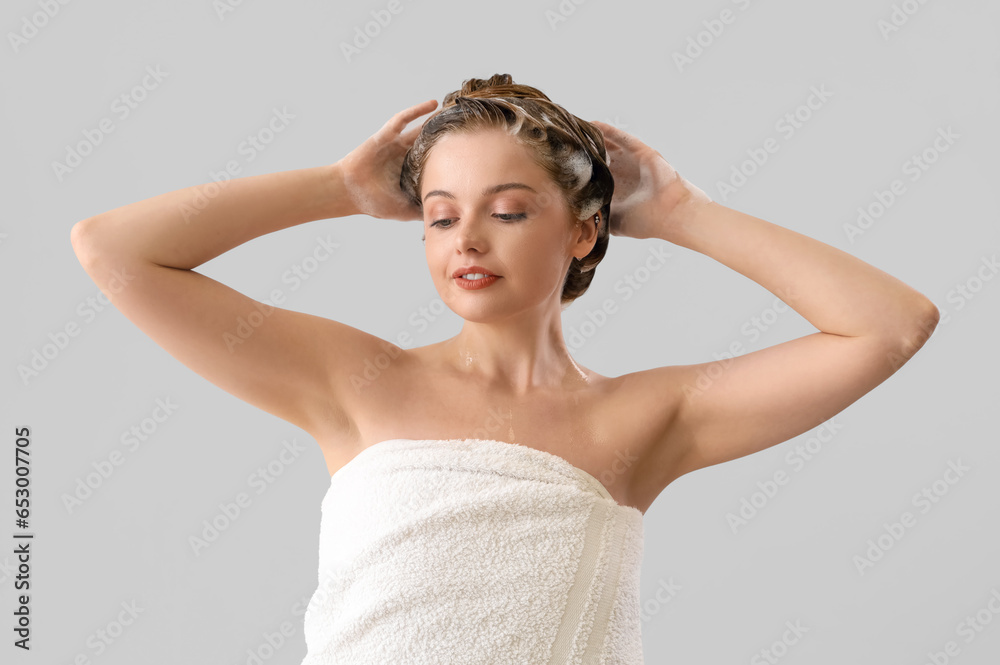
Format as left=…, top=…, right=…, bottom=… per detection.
left=516, top=238, right=565, bottom=283
left=425, top=244, right=448, bottom=278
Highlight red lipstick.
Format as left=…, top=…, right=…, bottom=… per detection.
left=453, top=265, right=501, bottom=290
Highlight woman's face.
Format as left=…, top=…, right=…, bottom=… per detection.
left=419, top=128, right=594, bottom=322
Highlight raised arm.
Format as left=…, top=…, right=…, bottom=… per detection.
left=590, top=121, right=939, bottom=494
left=661, top=199, right=938, bottom=474
left=70, top=99, right=439, bottom=449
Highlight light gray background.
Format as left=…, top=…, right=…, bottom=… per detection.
left=3, top=0, right=999, bottom=663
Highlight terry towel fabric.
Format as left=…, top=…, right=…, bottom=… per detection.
left=300, top=437, right=645, bottom=664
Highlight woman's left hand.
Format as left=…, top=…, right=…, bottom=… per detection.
left=590, top=121, right=712, bottom=241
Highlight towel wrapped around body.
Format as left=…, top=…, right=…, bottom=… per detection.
left=300, top=437, right=645, bottom=665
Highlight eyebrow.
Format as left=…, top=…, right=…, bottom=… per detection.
left=423, top=182, right=538, bottom=203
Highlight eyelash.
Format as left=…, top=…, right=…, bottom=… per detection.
left=430, top=213, right=527, bottom=229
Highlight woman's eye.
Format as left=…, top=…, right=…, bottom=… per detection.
left=429, top=213, right=526, bottom=229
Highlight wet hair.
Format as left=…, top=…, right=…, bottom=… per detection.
left=400, top=73, right=614, bottom=307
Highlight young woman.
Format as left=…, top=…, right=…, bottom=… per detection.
left=71, top=74, right=939, bottom=663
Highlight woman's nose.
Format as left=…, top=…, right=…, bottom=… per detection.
left=455, top=216, right=488, bottom=253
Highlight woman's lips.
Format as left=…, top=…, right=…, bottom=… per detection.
left=454, top=274, right=501, bottom=290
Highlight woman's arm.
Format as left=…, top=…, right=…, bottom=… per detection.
left=670, top=198, right=938, bottom=342
left=70, top=99, right=438, bottom=447
left=590, top=121, right=939, bottom=490
left=71, top=165, right=355, bottom=269
left=664, top=201, right=938, bottom=480
left=70, top=163, right=368, bottom=441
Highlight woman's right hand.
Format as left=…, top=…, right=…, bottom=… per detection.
left=337, top=98, right=439, bottom=222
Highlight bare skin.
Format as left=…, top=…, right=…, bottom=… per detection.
left=71, top=99, right=940, bottom=515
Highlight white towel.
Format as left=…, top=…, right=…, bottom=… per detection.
left=300, top=438, right=645, bottom=664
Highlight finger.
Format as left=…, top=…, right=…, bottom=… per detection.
left=388, top=99, right=439, bottom=134
left=590, top=120, right=623, bottom=137
left=591, top=121, right=635, bottom=148
left=589, top=122, right=614, bottom=147
left=601, top=136, right=623, bottom=153
left=590, top=122, right=623, bottom=149
left=399, top=122, right=425, bottom=145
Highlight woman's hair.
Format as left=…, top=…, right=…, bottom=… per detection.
left=400, top=73, right=614, bottom=307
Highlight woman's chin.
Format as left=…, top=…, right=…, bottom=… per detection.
left=450, top=304, right=508, bottom=324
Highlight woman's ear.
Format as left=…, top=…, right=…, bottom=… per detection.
left=573, top=213, right=600, bottom=259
